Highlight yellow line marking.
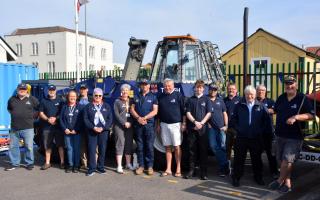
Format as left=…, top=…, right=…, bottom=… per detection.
left=143, top=175, right=152, bottom=179
left=197, top=185, right=209, bottom=189
left=167, top=180, right=178, bottom=183
left=229, top=191, right=242, bottom=196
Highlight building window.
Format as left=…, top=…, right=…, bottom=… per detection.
left=89, top=46, right=95, bottom=58
left=101, top=48, right=106, bottom=60
left=32, top=42, right=39, bottom=55
left=79, top=43, right=82, bottom=56
left=16, top=43, right=22, bottom=57
left=48, top=61, right=56, bottom=73
left=250, top=57, right=271, bottom=90
left=48, top=41, right=55, bottom=54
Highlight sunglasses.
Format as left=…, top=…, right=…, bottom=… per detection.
left=284, top=82, right=294, bottom=85
left=94, top=95, right=102, bottom=97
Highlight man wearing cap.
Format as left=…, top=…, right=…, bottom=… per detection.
left=130, top=79, right=158, bottom=176
left=269, top=75, right=314, bottom=193
left=157, top=78, right=186, bottom=178
left=256, top=84, right=279, bottom=178
left=83, top=88, right=113, bottom=176
left=39, top=84, right=65, bottom=170
left=6, top=83, right=39, bottom=171
left=207, top=84, right=229, bottom=177
left=78, top=84, right=92, bottom=169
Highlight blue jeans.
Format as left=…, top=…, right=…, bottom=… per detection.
left=208, top=128, right=228, bottom=171
left=65, top=134, right=81, bottom=168
left=135, top=123, right=155, bottom=168
left=9, top=129, right=34, bottom=166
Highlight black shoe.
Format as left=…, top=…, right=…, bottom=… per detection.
left=254, top=177, right=265, bottom=186
left=65, top=167, right=72, bottom=173
left=60, top=163, right=65, bottom=169
left=232, top=177, right=240, bottom=187
left=278, top=184, right=292, bottom=194
left=269, top=180, right=281, bottom=190
left=40, top=163, right=51, bottom=170
left=200, top=175, right=208, bottom=180
left=73, top=167, right=80, bottom=173
left=26, top=165, right=34, bottom=170
left=184, top=170, right=194, bottom=179
left=96, top=169, right=106, bottom=174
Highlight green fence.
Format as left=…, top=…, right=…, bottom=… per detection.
left=39, top=68, right=151, bottom=81
left=225, top=62, right=319, bottom=101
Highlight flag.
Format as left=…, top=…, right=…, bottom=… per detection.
left=77, top=0, right=89, bottom=13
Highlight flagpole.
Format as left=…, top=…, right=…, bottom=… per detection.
left=75, top=0, right=80, bottom=83
left=85, top=3, right=88, bottom=72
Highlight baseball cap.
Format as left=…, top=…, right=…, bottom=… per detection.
left=17, top=83, right=27, bottom=90
left=209, top=83, right=219, bottom=91
left=48, top=85, right=56, bottom=90
left=284, top=75, right=296, bottom=84
left=80, top=84, right=87, bottom=89
left=139, top=79, right=150, bottom=85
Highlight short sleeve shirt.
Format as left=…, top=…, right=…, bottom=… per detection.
left=133, top=92, right=158, bottom=123
left=209, top=97, right=226, bottom=129
left=274, top=92, right=314, bottom=140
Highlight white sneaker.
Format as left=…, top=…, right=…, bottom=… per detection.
left=116, top=166, right=123, bottom=174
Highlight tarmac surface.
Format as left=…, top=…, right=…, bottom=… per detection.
left=0, top=149, right=319, bottom=200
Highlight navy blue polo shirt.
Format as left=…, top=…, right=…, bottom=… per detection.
left=186, top=95, right=212, bottom=129
left=133, top=92, right=158, bottom=123
left=39, top=96, right=64, bottom=128
left=158, top=91, right=185, bottom=124
left=224, top=96, right=241, bottom=121
left=59, top=104, right=84, bottom=132
left=209, top=97, right=226, bottom=130
left=274, top=92, right=314, bottom=140
left=260, top=98, right=275, bottom=111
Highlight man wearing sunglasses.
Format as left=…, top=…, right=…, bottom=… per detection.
left=269, top=75, right=314, bottom=193
left=6, top=83, right=39, bottom=171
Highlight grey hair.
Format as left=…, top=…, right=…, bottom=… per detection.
left=120, top=83, right=131, bottom=91
left=244, top=85, right=256, bottom=95
left=163, top=78, right=174, bottom=85
left=256, top=84, right=266, bottom=91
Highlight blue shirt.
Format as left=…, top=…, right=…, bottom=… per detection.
left=133, top=92, right=158, bottom=124
left=274, top=92, right=314, bottom=140
left=39, top=96, right=64, bottom=129
left=186, top=95, right=212, bottom=130
left=158, top=91, right=185, bottom=124
left=209, top=97, right=226, bottom=129
left=224, top=96, right=241, bottom=121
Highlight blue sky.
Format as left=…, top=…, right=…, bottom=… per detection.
left=1, top=0, right=319, bottom=64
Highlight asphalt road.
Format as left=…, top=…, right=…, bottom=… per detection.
left=0, top=150, right=318, bottom=200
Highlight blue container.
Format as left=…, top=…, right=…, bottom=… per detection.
left=0, top=63, right=38, bottom=135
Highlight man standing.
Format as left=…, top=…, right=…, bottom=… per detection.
left=78, top=84, right=91, bottom=169
left=230, top=85, right=272, bottom=187
left=6, top=83, right=39, bottom=171
left=269, top=75, right=314, bottom=193
left=39, top=85, right=65, bottom=170
left=223, top=83, right=241, bottom=164
left=130, top=79, right=158, bottom=176
left=207, top=84, right=229, bottom=177
left=256, top=84, right=279, bottom=178
left=157, top=78, right=186, bottom=178
left=184, top=80, right=212, bottom=180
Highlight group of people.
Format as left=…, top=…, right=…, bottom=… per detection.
left=6, top=75, right=314, bottom=194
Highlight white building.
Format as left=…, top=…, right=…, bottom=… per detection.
left=4, top=26, right=113, bottom=73
left=0, top=36, right=17, bottom=62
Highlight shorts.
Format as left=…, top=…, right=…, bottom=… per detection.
left=160, top=122, right=182, bottom=146
left=276, top=136, right=303, bottom=163
left=42, top=128, right=65, bottom=150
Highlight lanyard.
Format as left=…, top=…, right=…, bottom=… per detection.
left=68, top=105, right=76, bottom=116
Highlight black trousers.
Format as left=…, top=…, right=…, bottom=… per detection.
left=232, top=137, right=263, bottom=180
left=263, top=136, right=278, bottom=174
left=187, top=129, right=208, bottom=175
